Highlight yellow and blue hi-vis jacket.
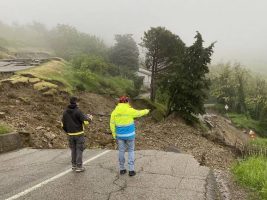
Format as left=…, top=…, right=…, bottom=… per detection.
left=110, top=103, right=149, bottom=140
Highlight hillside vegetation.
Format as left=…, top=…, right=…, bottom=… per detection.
left=0, top=21, right=143, bottom=98
left=209, top=63, right=267, bottom=137
left=1, top=60, right=135, bottom=96
left=209, top=63, right=267, bottom=199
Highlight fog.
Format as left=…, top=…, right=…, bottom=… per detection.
left=0, top=0, right=266, bottom=69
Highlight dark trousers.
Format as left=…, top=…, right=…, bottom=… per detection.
left=68, top=135, right=85, bottom=167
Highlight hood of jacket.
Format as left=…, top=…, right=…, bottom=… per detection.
left=66, top=103, right=78, bottom=113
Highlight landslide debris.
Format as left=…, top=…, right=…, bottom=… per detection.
left=0, top=77, right=246, bottom=170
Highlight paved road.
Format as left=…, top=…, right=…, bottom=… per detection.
left=0, top=61, right=34, bottom=72
left=0, top=149, right=218, bottom=200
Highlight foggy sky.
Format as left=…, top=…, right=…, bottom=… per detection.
left=0, top=0, right=266, bottom=69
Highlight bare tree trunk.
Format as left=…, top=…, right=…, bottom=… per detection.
left=150, top=66, right=156, bottom=102
left=150, top=58, right=157, bottom=102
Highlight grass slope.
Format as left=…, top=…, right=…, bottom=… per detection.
left=232, top=156, right=267, bottom=199
left=16, top=60, right=134, bottom=96
left=228, top=113, right=267, bottom=137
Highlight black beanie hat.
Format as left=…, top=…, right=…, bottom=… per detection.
left=70, top=96, right=78, bottom=104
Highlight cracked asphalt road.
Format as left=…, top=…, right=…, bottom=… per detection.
left=0, top=61, right=34, bottom=72
left=0, top=149, right=216, bottom=200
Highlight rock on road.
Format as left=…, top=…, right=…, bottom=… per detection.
left=0, top=149, right=219, bottom=200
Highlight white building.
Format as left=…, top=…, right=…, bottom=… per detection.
left=137, top=68, right=151, bottom=88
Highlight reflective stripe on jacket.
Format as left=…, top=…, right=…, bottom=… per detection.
left=110, top=103, right=149, bottom=140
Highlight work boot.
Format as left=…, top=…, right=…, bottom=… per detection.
left=120, top=169, right=127, bottom=175
left=129, top=171, right=136, bottom=177
left=75, top=167, right=85, bottom=173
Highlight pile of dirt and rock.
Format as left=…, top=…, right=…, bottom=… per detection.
left=134, top=115, right=236, bottom=170
left=200, top=113, right=249, bottom=149
left=0, top=78, right=116, bottom=149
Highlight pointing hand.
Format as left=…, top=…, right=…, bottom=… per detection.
left=87, top=114, right=93, bottom=121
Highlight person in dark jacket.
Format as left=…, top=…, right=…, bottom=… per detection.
left=62, top=96, right=93, bottom=172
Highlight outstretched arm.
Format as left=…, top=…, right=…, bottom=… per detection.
left=128, top=107, right=150, bottom=118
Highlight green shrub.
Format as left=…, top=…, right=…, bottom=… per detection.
left=70, top=54, right=141, bottom=96
left=232, top=156, right=267, bottom=199
left=132, top=76, right=144, bottom=95
left=0, top=122, right=12, bottom=135
left=156, top=90, right=169, bottom=105
left=74, top=70, right=101, bottom=92
left=73, top=70, right=134, bottom=96
left=72, top=55, right=120, bottom=76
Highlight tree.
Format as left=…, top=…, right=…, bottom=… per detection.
left=233, top=64, right=248, bottom=114
left=141, top=27, right=184, bottom=101
left=209, top=63, right=237, bottom=110
left=160, top=32, right=214, bottom=122
left=110, top=34, right=139, bottom=72
left=246, top=78, right=267, bottom=120
left=210, top=63, right=250, bottom=114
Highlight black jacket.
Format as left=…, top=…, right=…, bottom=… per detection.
left=62, top=104, right=88, bottom=134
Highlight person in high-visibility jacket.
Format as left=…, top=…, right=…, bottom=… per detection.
left=110, top=96, right=149, bottom=176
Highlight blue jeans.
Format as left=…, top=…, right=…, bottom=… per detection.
left=117, top=139, right=135, bottom=171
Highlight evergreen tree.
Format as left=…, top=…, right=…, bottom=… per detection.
left=110, top=34, right=139, bottom=72
left=161, top=32, right=214, bottom=122
left=141, top=27, right=184, bottom=101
